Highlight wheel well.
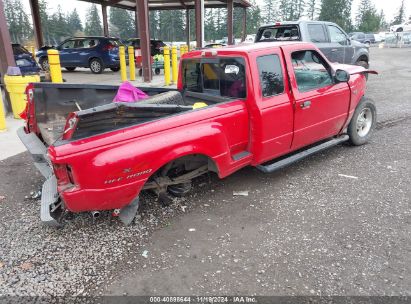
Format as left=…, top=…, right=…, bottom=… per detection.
left=357, top=55, right=368, bottom=63
left=150, top=154, right=218, bottom=180
left=88, top=57, right=102, bottom=66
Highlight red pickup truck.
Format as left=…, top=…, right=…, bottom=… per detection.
left=18, top=42, right=377, bottom=226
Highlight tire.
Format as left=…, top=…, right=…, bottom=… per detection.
left=168, top=181, right=192, bottom=197
left=364, top=41, right=370, bottom=47
left=89, top=58, right=104, bottom=74
left=65, top=67, right=76, bottom=71
left=139, top=91, right=184, bottom=105
left=110, top=67, right=120, bottom=72
left=396, top=28, right=403, bottom=32
left=155, top=68, right=161, bottom=75
left=347, top=97, right=377, bottom=146
left=39, top=57, right=49, bottom=71
left=139, top=69, right=143, bottom=76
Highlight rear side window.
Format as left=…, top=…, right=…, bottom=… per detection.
left=257, top=55, right=284, bottom=97
left=182, top=57, right=246, bottom=99
left=307, top=24, right=328, bottom=43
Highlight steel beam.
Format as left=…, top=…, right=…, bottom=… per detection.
left=136, top=0, right=152, bottom=82
left=186, top=8, right=190, bottom=47
left=195, top=0, right=204, bottom=48
left=29, top=0, right=44, bottom=48
left=227, top=0, right=234, bottom=45
left=102, top=4, right=109, bottom=37
left=242, top=7, right=247, bottom=41
left=0, top=0, right=15, bottom=80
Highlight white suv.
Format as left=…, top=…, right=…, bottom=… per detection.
left=390, top=21, right=411, bottom=32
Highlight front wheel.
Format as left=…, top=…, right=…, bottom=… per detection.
left=89, top=58, right=104, bottom=74
left=347, top=98, right=377, bottom=146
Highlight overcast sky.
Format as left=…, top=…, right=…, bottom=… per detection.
left=23, top=0, right=410, bottom=25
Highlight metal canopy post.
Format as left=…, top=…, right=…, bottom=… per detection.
left=29, top=0, right=44, bottom=48
left=195, top=0, right=204, bottom=48
left=136, top=0, right=152, bottom=82
left=227, top=0, right=234, bottom=45
left=186, top=8, right=190, bottom=48
left=242, top=7, right=247, bottom=41
left=0, top=0, right=15, bottom=79
left=135, top=6, right=139, bottom=37
left=102, top=4, right=109, bottom=37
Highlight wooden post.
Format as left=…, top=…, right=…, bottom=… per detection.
left=102, top=4, right=109, bottom=37
left=227, top=0, right=234, bottom=45
left=136, top=0, right=152, bottom=82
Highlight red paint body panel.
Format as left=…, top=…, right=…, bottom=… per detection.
left=31, top=42, right=372, bottom=213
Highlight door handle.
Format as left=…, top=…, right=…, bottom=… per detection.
left=300, top=100, right=311, bottom=109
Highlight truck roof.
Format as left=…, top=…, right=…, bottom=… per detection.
left=259, top=20, right=338, bottom=28
left=188, top=41, right=313, bottom=56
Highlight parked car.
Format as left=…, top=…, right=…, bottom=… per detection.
left=126, top=38, right=166, bottom=57
left=255, top=21, right=370, bottom=69
left=390, top=21, right=411, bottom=32
left=36, top=37, right=123, bottom=74
left=12, top=44, right=40, bottom=75
left=18, top=42, right=377, bottom=226
left=349, top=32, right=375, bottom=46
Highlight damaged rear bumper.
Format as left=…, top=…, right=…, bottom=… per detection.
left=17, top=127, right=62, bottom=226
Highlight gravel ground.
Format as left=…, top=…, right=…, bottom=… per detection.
left=0, top=47, right=410, bottom=296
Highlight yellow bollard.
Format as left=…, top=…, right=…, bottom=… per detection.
left=119, top=46, right=127, bottom=82
left=47, top=49, right=63, bottom=83
left=128, top=46, right=136, bottom=81
left=164, top=46, right=171, bottom=86
left=171, top=46, right=178, bottom=84
left=180, top=45, right=185, bottom=57
left=0, top=89, right=7, bottom=131
left=30, top=46, right=35, bottom=59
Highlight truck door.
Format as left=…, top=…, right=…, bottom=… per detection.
left=251, top=50, right=294, bottom=163
left=326, top=25, right=350, bottom=64
left=285, top=49, right=350, bottom=150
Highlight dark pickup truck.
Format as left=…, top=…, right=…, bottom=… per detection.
left=255, top=21, right=370, bottom=69
left=18, top=42, right=377, bottom=227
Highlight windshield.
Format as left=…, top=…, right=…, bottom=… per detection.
left=256, top=25, right=300, bottom=42
left=182, top=57, right=246, bottom=99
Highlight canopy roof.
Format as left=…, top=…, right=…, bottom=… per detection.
left=79, top=0, right=251, bottom=10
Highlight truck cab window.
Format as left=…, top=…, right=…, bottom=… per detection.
left=328, top=25, right=348, bottom=45
left=182, top=58, right=246, bottom=99
left=257, top=54, right=284, bottom=97
left=291, top=50, right=333, bottom=92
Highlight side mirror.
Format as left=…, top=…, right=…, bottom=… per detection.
left=335, top=69, right=350, bottom=83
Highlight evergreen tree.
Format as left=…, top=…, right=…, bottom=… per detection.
left=67, top=9, right=83, bottom=35
left=306, top=0, right=320, bottom=20
left=392, top=0, right=405, bottom=24
left=109, top=7, right=135, bottom=39
left=378, top=10, right=388, bottom=30
left=48, top=5, right=68, bottom=42
left=205, top=9, right=217, bottom=41
left=84, top=4, right=102, bottom=36
left=4, top=0, right=32, bottom=43
left=149, top=11, right=160, bottom=39
left=319, top=0, right=353, bottom=31
left=262, top=0, right=278, bottom=23
left=355, top=0, right=380, bottom=32
left=246, top=1, right=262, bottom=34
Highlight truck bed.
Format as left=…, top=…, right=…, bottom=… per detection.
left=30, top=83, right=231, bottom=145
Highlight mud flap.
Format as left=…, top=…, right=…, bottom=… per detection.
left=118, top=197, right=140, bottom=226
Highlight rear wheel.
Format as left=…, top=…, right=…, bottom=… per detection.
left=65, top=67, right=76, bottom=71
left=347, top=98, right=377, bottom=146
left=396, top=28, right=403, bottom=32
left=89, top=58, right=104, bottom=74
left=39, top=57, right=49, bottom=71
left=155, top=68, right=161, bottom=75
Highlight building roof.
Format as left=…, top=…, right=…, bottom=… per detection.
left=79, top=0, right=251, bottom=10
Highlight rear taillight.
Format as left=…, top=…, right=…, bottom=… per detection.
left=103, top=43, right=115, bottom=51
left=53, top=164, right=70, bottom=186
left=62, top=112, right=78, bottom=140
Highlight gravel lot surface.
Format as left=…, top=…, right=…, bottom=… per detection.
left=0, top=47, right=410, bottom=296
